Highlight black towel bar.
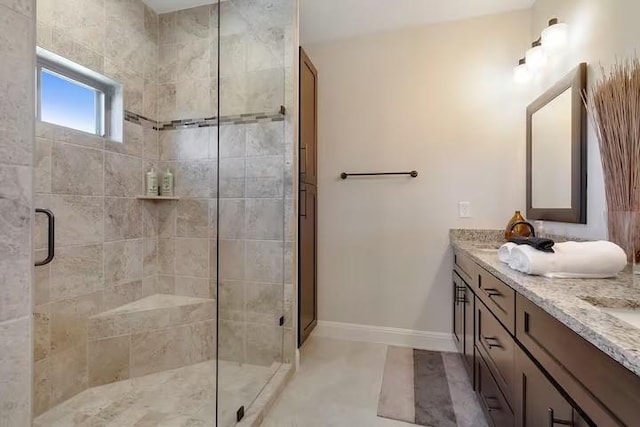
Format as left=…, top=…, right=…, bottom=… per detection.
left=340, top=171, right=418, bottom=180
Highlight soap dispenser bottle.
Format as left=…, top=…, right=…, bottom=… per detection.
left=161, top=168, right=174, bottom=197
left=146, top=167, right=158, bottom=196
left=505, top=210, right=531, bottom=240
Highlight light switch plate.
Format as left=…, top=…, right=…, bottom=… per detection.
left=459, top=202, right=471, bottom=218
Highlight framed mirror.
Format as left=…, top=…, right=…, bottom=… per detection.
left=526, top=63, right=587, bottom=224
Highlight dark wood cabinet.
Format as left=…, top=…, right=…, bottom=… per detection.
left=516, top=294, right=635, bottom=427
left=453, top=270, right=475, bottom=383
left=515, top=346, right=575, bottom=427
left=477, top=269, right=515, bottom=334
left=476, top=300, right=515, bottom=407
left=453, top=272, right=465, bottom=354
left=299, top=183, right=317, bottom=345
left=463, top=285, right=475, bottom=382
left=298, top=47, right=318, bottom=346
left=453, top=249, right=638, bottom=427
left=477, top=352, right=514, bottom=427
left=299, top=47, right=317, bottom=186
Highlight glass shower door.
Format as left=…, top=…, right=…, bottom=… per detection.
left=216, top=0, right=288, bottom=424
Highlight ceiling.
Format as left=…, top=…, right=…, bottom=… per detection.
left=300, top=0, right=535, bottom=44
left=144, top=0, right=535, bottom=38
left=143, top=0, right=218, bottom=14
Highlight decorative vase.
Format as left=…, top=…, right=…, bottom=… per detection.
left=505, top=210, right=532, bottom=240
left=606, top=211, right=640, bottom=274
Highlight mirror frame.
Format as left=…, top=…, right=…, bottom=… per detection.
left=526, top=62, right=587, bottom=224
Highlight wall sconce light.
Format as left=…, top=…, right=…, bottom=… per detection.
left=541, top=18, right=569, bottom=55
left=525, top=39, right=546, bottom=72
left=514, top=58, right=531, bottom=84
left=513, top=17, right=568, bottom=83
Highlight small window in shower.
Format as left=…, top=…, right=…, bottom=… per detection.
left=36, top=47, right=123, bottom=141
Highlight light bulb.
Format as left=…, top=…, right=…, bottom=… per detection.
left=514, top=58, right=531, bottom=84
left=541, top=18, right=568, bottom=55
left=525, top=40, right=546, bottom=72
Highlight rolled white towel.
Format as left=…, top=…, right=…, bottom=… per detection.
left=498, top=243, right=518, bottom=264
left=508, top=241, right=627, bottom=278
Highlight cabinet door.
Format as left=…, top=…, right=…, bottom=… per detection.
left=515, top=346, right=575, bottom=427
left=299, top=48, right=317, bottom=186
left=453, top=272, right=464, bottom=354
left=477, top=353, right=514, bottom=427
left=463, top=287, right=475, bottom=383
left=299, top=183, right=317, bottom=345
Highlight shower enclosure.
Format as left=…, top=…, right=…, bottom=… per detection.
left=26, top=0, right=298, bottom=425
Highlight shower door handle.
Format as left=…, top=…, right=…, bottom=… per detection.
left=35, top=208, right=55, bottom=266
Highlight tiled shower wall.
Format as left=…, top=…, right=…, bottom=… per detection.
left=224, top=0, right=299, bottom=367
left=33, top=0, right=163, bottom=416
left=0, top=0, right=35, bottom=425
left=156, top=0, right=294, bottom=367
left=30, top=0, right=298, bottom=419
left=214, top=0, right=291, bottom=367
left=154, top=4, right=220, bottom=308
left=157, top=4, right=217, bottom=122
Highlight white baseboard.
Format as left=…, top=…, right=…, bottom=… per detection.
left=312, top=320, right=456, bottom=352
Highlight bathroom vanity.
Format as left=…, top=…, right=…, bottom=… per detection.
left=450, top=230, right=640, bottom=427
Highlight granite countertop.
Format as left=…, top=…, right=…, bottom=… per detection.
left=450, top=229, right=640, bottom=377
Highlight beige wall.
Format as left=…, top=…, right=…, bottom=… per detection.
left=0, top=0, right=35, bottom=425
left=305, top=10, right=531, bottom=334
left=530, top=0, right=640, bottom=239
left=34, top=0, right=163, bottom=415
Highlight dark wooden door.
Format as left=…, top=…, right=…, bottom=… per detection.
left=298, top=47, right=318, bottom=346
left=515, top=346, right=575, bottom=427
left=298, top=183, right=317, bottom=345
left=299, top=47, right=317, bottom=186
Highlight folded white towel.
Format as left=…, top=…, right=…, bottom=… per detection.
left=498, top=243, right=518, bottom=264
left=508, top=241, right=627, bottom=278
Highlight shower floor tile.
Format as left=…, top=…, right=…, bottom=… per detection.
left=34, top=360, right=279, bottom=427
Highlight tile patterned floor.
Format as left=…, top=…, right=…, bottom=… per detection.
left=34, top=360, right=279, bottom=427
left=262, top=337, right=485, bottom=427
left=262, top=337, right=416, bottom=427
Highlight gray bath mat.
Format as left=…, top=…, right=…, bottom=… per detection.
left=377, top=347, right=487, bottom=427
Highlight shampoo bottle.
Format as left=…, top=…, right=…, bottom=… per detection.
left=146, top=167, right=158, bottom=196
left=161, top=168, right=174, bottom=197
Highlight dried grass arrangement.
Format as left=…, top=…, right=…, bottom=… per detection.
left=585, top=57, right=640, bottom=262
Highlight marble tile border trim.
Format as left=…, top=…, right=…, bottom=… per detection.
left=124, top=109, right=286, bottom=131
left=123, top=110, right=158, bottom=129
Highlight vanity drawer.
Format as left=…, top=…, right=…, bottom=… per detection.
left=477, top=300, right=514, bottom=407
left=454, top=252, right=478, bottom=288
left=477, top=270, right=515, bottom=334
left=476, top=351, right=514, bottom=427
left=516, top=294, right=637, bottom=426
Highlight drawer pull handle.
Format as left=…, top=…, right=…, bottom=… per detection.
left=455, top=285, right=466, bottom=304
left=548, top=408, right=573, bottom=426
left=484, top=336, right=502, bottom=349
left=484, top=288, right=502, bottom=298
